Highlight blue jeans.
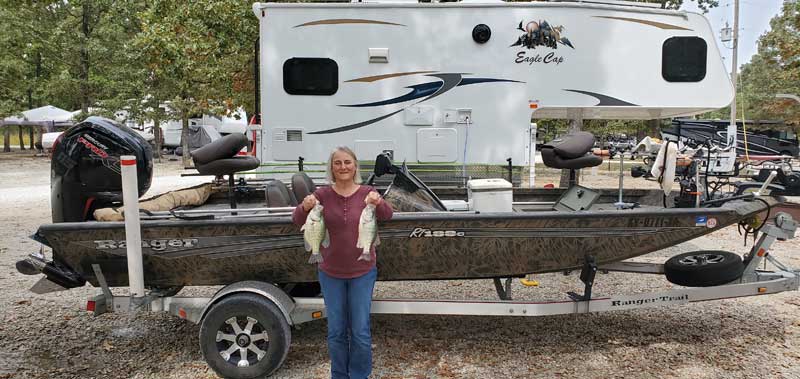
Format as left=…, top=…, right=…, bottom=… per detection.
left=318, top=267, right=377, bottom=379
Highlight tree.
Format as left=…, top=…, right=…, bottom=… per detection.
left=702, top=1, right=799, bottom=128
left=134, top=0, right=257, bottom=166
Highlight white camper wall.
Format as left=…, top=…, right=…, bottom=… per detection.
left=254, top=2, right=731, bottom=164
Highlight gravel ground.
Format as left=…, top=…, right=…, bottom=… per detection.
left=1, top=152, right=799, bottom=379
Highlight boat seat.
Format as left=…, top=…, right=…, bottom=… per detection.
left=265, top=180, right=298, bottom=208
left=190, top=134, right=261, bottom=211
left=291, top=172, right=317, bottom=203
left=541, top=132, right=603, bottom=187
left=540, top=132, right=603, bottom=170
left=191, top=134, right=251, bottom=165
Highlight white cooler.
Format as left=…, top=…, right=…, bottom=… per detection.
left=467, top=178, right=513, bottom=213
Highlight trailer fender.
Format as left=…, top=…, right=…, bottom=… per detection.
left=199, top=281, right=296, bottom=325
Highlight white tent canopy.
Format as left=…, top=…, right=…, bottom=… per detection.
left=2, top=105, right=75, bottom=130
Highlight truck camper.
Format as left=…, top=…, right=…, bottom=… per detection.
left=254, top=0, right=732, bottom=166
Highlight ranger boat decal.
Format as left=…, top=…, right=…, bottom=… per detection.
left=310, top=73, right=522, bottom=134
left=94, top=239, right=199, bottom=251
left=409, top=228, right=466, bottom=238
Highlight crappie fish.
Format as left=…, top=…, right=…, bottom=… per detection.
left=356, top=203, right=380, bottom=261
left=302, top=204, right=328, bottom=264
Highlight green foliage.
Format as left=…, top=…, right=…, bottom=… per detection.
left=700, top=1, right=799, bottom=128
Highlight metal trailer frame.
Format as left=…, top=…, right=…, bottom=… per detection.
left=85, top=212, right=797, bottom=377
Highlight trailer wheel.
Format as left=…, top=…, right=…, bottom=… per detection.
left=200, top=293, right=291, bottom=379
left=665, top=251, right=744, bottom=287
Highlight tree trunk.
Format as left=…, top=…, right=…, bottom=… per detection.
left=2, top=125, right=9, bottom=152
left=647, top=119, right=661, bottom=137
left=18, top=126, right=25, bottom=150
left=153, top=117, right=163, bottom=160
left=35, top=127, right=43, bottom=151
left=181, top=116, right=191, bottom=168
left=28, top=126, right=34, bottom=149
left=80, top=2, right=91, bottom=114
left=560, top=116, right=584, bottom=187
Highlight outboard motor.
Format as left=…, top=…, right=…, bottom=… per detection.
left=50, top=116, right=153, bottom=222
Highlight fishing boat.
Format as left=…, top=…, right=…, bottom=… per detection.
left=18, top=117, right=774, bottom=293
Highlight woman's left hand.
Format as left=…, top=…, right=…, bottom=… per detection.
left=365, top=191, right=382, bottom=206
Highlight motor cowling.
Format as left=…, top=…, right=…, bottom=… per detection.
left=51, top=116, right=153, bottom=222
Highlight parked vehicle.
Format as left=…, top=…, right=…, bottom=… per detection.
left=662, top=119, right=799, bottom=157
left=253, top=0, right=732, bottom=166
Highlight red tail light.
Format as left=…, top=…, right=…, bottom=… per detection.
left=86, top=300, right=96, bottom=312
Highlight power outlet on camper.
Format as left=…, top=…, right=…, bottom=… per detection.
left=456, top=108, right=472, bottom=124
left=443, top=108, right=472, bottom=124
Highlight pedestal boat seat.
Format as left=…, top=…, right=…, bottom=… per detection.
left=190, top=134, right=260, bottom=210
left=540, top=132, right=603, bottom=186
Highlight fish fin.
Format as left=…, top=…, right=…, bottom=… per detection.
left=300, top=224, right=306, bottom=231
left=308, top=253, right=323, bottom=264
left=356, top=239, right=363, bottom=249
left=357, top=252, right=371, bottom=261
left=322, top=231, right=330, bottom=248
left=374, top=234, right=381, bottom=247
left=304, top=240, right=312, bottom=252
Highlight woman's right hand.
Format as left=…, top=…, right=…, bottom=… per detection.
left=302, top=194, right=318, bottom=212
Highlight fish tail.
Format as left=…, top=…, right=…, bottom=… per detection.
left=357, top=251, right=371, bottom=261
left=308, top=252, right=323, bottom=264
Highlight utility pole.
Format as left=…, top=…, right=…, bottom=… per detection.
left=727, top=0, right=740, bottom=147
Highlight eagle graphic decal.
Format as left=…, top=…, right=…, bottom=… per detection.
left=511, top=20, right=574, bottom=50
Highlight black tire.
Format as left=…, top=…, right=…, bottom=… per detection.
left=665, top=251, right=744, bottom=287
left=200, top=293, right=291, bottom=379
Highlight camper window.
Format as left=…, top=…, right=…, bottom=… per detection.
left=661, top=37, right=707, bottom=83
left=283, top=58, right=338, bottom=96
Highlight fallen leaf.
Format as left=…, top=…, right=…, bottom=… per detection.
left=16, top=300, right=30, bottom=306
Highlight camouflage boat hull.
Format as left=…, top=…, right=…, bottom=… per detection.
left=33, top=196, right=770, bottom=288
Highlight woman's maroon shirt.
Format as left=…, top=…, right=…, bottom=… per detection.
left=292, top=185, right=393, bottom=278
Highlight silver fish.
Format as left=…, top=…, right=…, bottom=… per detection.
left=356, top=203, right=379, bottom=261
left=302, top=204, right=328, bottom=264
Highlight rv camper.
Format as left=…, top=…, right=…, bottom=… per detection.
left=662, top=119, right=800, bottom=157
left=254, top=1, right=733, bottom=165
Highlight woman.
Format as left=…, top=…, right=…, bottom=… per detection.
left=292, top=146, right=393, bottom=379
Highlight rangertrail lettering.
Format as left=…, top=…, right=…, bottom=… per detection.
left=611, top=294, right=688, bottom=307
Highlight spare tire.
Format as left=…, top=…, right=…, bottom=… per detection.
left=665, top=251, right=744, bottom=287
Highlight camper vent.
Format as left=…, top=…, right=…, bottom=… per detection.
left=286, top=130, right=303, bottom=142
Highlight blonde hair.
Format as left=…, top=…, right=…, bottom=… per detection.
left=326, top=146, right=362, bottom=184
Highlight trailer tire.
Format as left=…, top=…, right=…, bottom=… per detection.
left=665, top=251, right=744, bottom=287
left=200, top=293, right=291, bottom=379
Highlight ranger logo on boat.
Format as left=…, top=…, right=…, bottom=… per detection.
left=409, top=228, right=465, bottom=238
left=94, top=239, right=199, bottom=251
